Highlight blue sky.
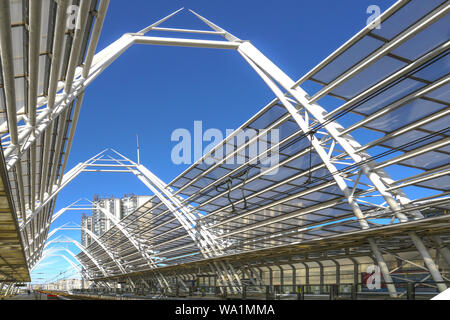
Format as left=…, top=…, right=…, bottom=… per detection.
left=33, top=0, right=399, bottom=283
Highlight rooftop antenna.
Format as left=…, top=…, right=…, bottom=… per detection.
left=136, top=134, right=140, bottom=165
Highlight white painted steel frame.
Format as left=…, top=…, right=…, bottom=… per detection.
left=0, top=2, right=448, bottom=293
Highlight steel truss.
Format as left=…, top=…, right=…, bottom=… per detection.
left=0, top=1, right=448, bottom=295
left=30, top=149, right=244, bottom=291
left=35, top=248, right=91, bottom=281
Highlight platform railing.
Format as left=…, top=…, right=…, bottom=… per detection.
left=67, top=281, right=449, bottom=300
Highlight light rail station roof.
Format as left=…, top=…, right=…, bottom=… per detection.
left=73, top=1, right=450, bottom=280
left=0, top=0, right=448, bottom=284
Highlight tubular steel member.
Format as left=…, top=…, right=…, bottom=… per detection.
left=238, top=39, right=447, bottom=296
left=27, top=154, right=172, bottom=289
left=108, top=149, right=243, bottom=292
left=43, top=237, right=109, bottom=279
left=29, top=148, right=244, bottom=292
left=36, top=247, right=94, bottom=281
left=0, top=0, right=26, bottom=219
left=69, top=224, right=131, bottom=278
left=57, top=200, right=170, bottom=289
left=89, top=202, right=170, bottom=290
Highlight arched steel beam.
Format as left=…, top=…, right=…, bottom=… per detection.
left=107, top=150, right=243, bottom=290
left=41, top=221, right=129, bottom=278
left=35, top=247, right=93, bottom=282
left=81, top=227, right=128, bottom=276
left=33, top=253, right=85, bottom=280
left=23, top=153, right=176, bottom=290
left=32, top=203, right=131, bottom=278
left=43, top=237, right=108, bottom=279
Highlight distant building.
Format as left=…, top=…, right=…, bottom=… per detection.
left=80, top=214, right=93, bottom=247
left=40, top=279, right=89, bottom=291
left=81, top=194, right=151, bottom=247
left=92, top=195, right=122, bottom=237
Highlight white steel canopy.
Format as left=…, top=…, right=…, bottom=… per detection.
left=0, top=0, right=448, bottom=295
